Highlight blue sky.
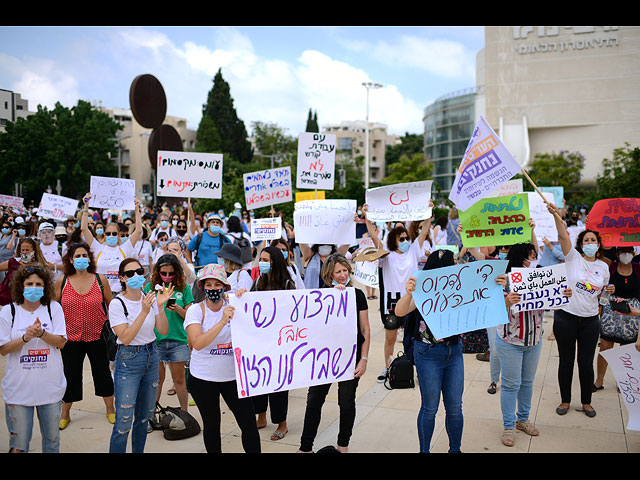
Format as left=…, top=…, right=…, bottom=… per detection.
left=0, top=26, right=485, bottom=137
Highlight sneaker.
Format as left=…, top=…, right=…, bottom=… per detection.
left=476, top=351, right=490, bottom=362
left=516, top=421, right=539, bottom=436
left=377, top=369, right=388, bottom=383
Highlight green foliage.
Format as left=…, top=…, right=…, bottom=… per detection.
left=385, top=132, right=424, bottom=165
left=0, top=100, right=121, bottom=204
left=594, top=142, right=640, bottom=199
left=380, top=153, right=433, bottom=186
left=305, top=109, right=319, bottom=133
left=251, top=121, right=297, bottom=158
left=514, top=150, right=585, bottom=191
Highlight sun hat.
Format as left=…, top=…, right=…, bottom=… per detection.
left=214, top=243, right=244, bottom=266
left=55, top=226, right=67, bottom=236
left=197, top=263, right=230, bottom=290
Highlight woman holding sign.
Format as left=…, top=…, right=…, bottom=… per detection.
left=548, top=203, right=612, bottom=418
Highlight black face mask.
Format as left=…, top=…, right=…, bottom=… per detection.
left=204, top=287, right=225, bottom=303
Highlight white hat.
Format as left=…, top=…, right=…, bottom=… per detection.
left=38, top=222, right=55, bottom=231
left=234, top=202, right=242, bottom=209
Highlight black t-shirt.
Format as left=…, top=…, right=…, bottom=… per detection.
left=609, top=262, right=640, bottom=300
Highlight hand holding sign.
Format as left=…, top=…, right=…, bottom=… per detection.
left=89, top=176, right=136, bottom=211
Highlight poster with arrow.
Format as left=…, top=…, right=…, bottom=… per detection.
left=156, top=150, right=223, bottom=199
left=296, top=132, right=336, bottom=191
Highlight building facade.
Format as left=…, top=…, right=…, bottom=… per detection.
left=0, top=89, right=32, bottom=131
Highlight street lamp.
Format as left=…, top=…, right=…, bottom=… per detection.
left=362, top=82, right=383, bottom=190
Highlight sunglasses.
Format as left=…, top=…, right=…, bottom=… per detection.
left=25, top=265, right=46, bottom=274
left=122, top=267, right=145, bottom=278
left=104, top=232, right=119, bottom=236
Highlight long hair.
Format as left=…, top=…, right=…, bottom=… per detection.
left=226, top=215, right=243, bottom=234
left=10, top=264, right=55, bottom=306
left=255, top=246, right=292, bottom=291
left=62, top=242, right=97, bottom=276
left=270, top=238, right=292, bottom=266
left=151, top=254, right=186, bottom=292
left=320, top=253, right=352, bottom=286
left=16, top=237, right=48, bottom=267
left=505, top=243, right=536, bottom=273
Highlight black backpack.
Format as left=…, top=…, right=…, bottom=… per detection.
left=384, top=351, right=415, bottom=390
left=229, top=232, right=253, bottom=264
left=155, top=402, right=201, bottom=440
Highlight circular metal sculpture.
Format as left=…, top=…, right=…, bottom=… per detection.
left=148, top=124, right=183, bottom=169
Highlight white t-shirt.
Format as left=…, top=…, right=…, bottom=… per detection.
left=150, top=226, right=176, bottom=243
left=227, top=269, right=253, bottom=294
left=91, top=240, right=134, bottom=293
left=0, top=302, right=67, bottom=406
left=109, top=293, right=160, bottom=345
left=132, top=239, right=153, bottom=269
left=563, top=247, right=610, bottom=317
left=40, top=242, right=63, bottom=280
left=184, top=301, right=235, bottom=382
left=379, top=240, right=422, bottom=314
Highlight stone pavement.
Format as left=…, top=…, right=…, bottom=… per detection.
left=1, top=289, right=639, bottom=453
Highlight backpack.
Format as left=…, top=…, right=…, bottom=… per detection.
left=155, top=402, right=201, bottom=440
left=193, top=231, right=229, bottom=267
left=229, top=232, right=253, bottom=265
left=384, top=351, right=415, bottom=390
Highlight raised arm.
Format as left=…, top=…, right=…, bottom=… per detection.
left=547, top=203, right=572, bottom=256
left=81, top=193, right=95, bottom=247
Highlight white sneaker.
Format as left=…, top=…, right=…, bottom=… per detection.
left=377, top=369, right=388, bottom=383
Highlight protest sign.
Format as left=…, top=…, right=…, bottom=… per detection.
left=296, top=132, right=336, bottom=190
left=0, top=194, right=24, bottom=209
left=508, top=264, right=569, bottom=312
left=354, top=258, right=379, bottom=288
left=229, top=288, right=358, bottom=398
left=296, top=191, right=325, bottom=202
left=599, top=344, right=640, bottom=431
left=540, top=186, right=564, bottom=207
left=243, top=166, right=292, bottom=210
left=449, top=115, right=522, bottom=211
left=365, top=180, right=433, bottom=222
left=293, top=199, right=356, bottom=245
left=156, top=150, right=223, bottom=199
left=459, top=193, right=531, bottom=247
left=39, top=193, right=78, bottom=220
left=89, top=175, right=136, bottom=211
left=586, top=198, right=640, bottom=246
left=491, top=179, right=523, bottom=197
left=250, top=217, right=282, bottom=242
left=528, top=191, right=558, bottom=242
left=411, top=260, right=509, bottom=339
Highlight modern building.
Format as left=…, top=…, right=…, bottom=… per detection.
left=0, top=89, right=32, bottom=131
left=323, top=120, right=399, bottom=187
left=424, top=26, right=640, bottom=195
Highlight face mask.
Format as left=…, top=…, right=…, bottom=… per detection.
left=172, top=220, right=178, bottom=226
left=217, top=256, right=226, bottom=265
left=204, top=287, right=224, bottom=303
left=332, top=278, right=350, bottom=287
left=209, top=225, right=222, bottom=235
left=498, top=252, right=508, bottom=260
left=318, top=245, right=333, bottom=256
left=527, top=260, right=539, bottom=269
left=158, top=240, right=168, bottom=247
left=73, top=257, right=89, bottom=271
left=119, top=236, right=128, bottom=245
left=20, top=252, right=35, bottom=263
left=160, top=274, right=175, bottom=284
left=619, top=253, right=634, bottom=265
left=281, top=250, right=288, bottom=260
left=95, top=228, right=104, bottom=236
left=259, top=261, right=272, bottom=274
left=126, top=275, right=146, bottom=290
left=18, top=229, right=26, bottom=237
left=397, top=240, right=410, bottom=253
left=160, top=220, right=169, bottom=229
left=24, top=286, right=44, bottom=303
left=1, top=228, right=9, bottom=235
left=218, top=211, right=224, bottom=218
left=105, top=236, right=118, bottom=247
left=582, top=244, right=599, bottom=258
left=250, top=212, right=254, bottom=217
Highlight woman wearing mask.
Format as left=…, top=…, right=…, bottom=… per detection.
left=38, top=222, right=64, bottom=281
left=184, top=264, right=261, bottom=453
left=108, top=258, right=172, bottom=453
left=0, top=264, right=67, bottom=453
left=594, top=246, right=640, bottom=391
left=0, top=219, right=16, bottom=270
left=548, top=204, right=612, bottom=418
left=143, top=254, right=193, bottom=412
left=498, top=243, right=572, bottom=446
left=214, top=243, right=253, bottom=294
left=151, top=231, right=170, bottom=271
left=270, top=238, right=305, bottom=289
left=297, top=254, right=370, bottom=453
left=93, top=221, right=106, bottom=244
left=55, top=242, right=115, bottom=430
left=167, top=237, right=196, bottom=285
left=300, top=243, right=348, bottom=289
left=175, top=219, right=190, bottom=243
left=0, top=238, right=49, bottom=306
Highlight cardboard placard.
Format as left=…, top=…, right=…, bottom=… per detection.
left=586, top=198, right=640, bottom=246
left=157, top=150, right=223, bottom=199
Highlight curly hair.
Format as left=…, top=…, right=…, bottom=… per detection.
left=575, top=229, right=602, bottom=257
left=386, top=225, right=409, bottom=252
left=320, top=253, right=352, bottom=286
left=62, top=242, right=97, bottom=276
left=151, top=254, right=186, bottom=292
left=10, top=264, right=55, bottom=305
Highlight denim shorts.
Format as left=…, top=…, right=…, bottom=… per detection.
left=156, top=339, right=191, bottom=363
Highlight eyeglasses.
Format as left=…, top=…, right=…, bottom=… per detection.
left=123, top=267, right=145, bottom=278
left=398, top=236, right=409, bottom=242
left=25, top=265, right=46, bottom=274
left=104, top=232, right=119, bottom=236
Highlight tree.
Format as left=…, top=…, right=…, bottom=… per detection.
left=305, top=109, right=319, bottom=133
left=385, top=132, right=424, bottom=165
left=514, top=150, right=585, bottom=191
left=0, top=100, right=121, bottom=204
left=593, top=142, right=640, bottom=199
left=251, top=121, right=297, bottom=160
left=199, top=68, right=253, bottom=163
left=380, top=153, right=433, bottom=186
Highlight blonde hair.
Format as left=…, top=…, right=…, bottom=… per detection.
left=320, top=254, right=352, bottom=286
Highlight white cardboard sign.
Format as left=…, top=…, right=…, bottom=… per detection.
left=243, top=166, right=292, bottom=210
left=293, top=199, right=356, bottom=246
left=599, top=344, right=640, bottom=431
left=89, top=176, right=136, bottom=211
left=157, top=150, right=223, bottom=199
left=250, top=217, right=282, bottom=242
left=365, top=180, right=433, bottom=222
left=296, top=132, right=336, bottom=190
left=39, top=193, right=78, bottom=220
left=508, top=264, right=569, bottom=312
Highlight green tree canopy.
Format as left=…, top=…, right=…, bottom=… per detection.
left=380, top=152, right=433, bottom=186
left=305, top=109, right=319, bottom=133
left=514, top=150, right=585, bottom=191
left=593, top=142, right=640, bottom=199
left=385, top=132, right=424, bottom=165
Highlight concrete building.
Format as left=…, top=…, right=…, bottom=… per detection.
left=0, top=89, right=32, bottom=131
left=424, top=26, right=640, bottom=194
left=323, top=120, right=399, bottom=187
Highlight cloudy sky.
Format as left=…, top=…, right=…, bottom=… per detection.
left=0, top=26, right=484, bottom=137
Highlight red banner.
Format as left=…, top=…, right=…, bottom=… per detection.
left=586, top=198, right=640, bottom=246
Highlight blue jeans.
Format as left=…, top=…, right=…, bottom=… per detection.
left=495, top=335, right=542, bottom=429
left=487, top=326, right=501, bottom=383
left=5, top=401, right=61, bottom=452
left=413, top=340, right=464, bottom=453
left=109, top=343, right=159, bottom=453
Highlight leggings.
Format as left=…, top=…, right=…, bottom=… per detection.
left=61, top=339, right=114, bottom=403
left=188, top=374, right=261, bottom=453
left=553, top=309, right=600, bottom=405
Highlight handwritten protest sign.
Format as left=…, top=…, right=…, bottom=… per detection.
left=411, top=260, right=509, bottom=339
left=365, top=180, right=433, bottom=222
left=508, top=264, right=569, bottom=312
left=296, top=191, right=325, bottom=202
left=0, top=194, right=24, bottom=209
left=89, top=176, right=136, bottom=211
left=540, top=186, right=564, bottom=207
left=39, top=193, right=78, bottom=220
left=157, top=150, right=223, bottom=199
left=492, top=179, right=523, bottom=197
left=243, top=166, right=292, bottom=210
left=449, top=116, right=522, bottom=211
left=586, top=198, right=640, bottom=246
left=599, top=344, right=640, bottom=430
left=459, top=194, right=531, bottom=247
left=528, top=191, right=558, bottom=242
left=250, top=217, right=282, bottom=242
left=229, top=288, right=358, bottom=398
left=296, top=132, right=336, bottom=190
left=354, top=258, right=379, bottom=288
left=293, top=199, right=356, bottom=246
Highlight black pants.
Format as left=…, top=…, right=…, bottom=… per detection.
left=252, top=391, right=288, bottom=424
left=553, top=309, right=600, bottom=405
left=299, top=377, right=359, bottom=452
left=188, top=374, right=261, bottom=453
left=61, top=339, right=114, bottom=403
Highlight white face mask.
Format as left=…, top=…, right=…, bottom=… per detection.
left=619, top=253, right=634, bottom=265
left=527, top=259, right=539, bottom=269
left=318, top=245, right=333, bottom=256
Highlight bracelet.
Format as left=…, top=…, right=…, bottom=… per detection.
left=22, top=334, right=27, bottom=343
left=37, top=330, right=45, bottom=338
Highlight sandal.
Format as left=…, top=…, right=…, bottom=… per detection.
left=502, top=429, right=515, bottom=447
left=592, top=384, right=604, bottom=392
left=516, top=421, right=539, bottom=436
left=487, top=382, right=497, bottom=395
left=271, top=429, right=288, bottom=441
left=167, top=388, right=177, bottom=396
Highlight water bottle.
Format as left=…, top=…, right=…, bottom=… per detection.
left=599, top=284, right=611, bottom=306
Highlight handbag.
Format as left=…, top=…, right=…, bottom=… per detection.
left=600, top=298, right=639, bottom=343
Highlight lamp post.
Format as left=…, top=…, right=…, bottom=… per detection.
left=362, top=82, right=383, bottom=190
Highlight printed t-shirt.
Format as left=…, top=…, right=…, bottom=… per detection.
left=378, top=240, right=422, bottom=314
left=563, top=247, right=610, bottom=317
left=183, top=301, right=235, bottom=382
left=91, top=239, right=134, bottom=293
left=0, top=301, right=67, bottom=406
left=108, top=293, right=160, bottom=345
left=143, top=283, right=194, bottom=344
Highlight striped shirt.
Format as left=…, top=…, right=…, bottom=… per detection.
left=499, top=307, right=544, bottom=347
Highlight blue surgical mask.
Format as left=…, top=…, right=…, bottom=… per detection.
left=398, top=240, right=410, bottom=253
left=95, top=228, right=104, bottom=236
left=126, top=275, right=146, bottom=290
left=498, top=252, right=508, bottom=260
left=160, top=220, right=169, bottom=229
left=258, top=261, right=271, bottom=274
left=105, top=236, right=118, bottom=247
left=24, top=286, right=44, bottom=303
left=217, top=256, right=225, bottom=265
left=1, top=228, right=9, bottom=235
left=209, top=225, right=222, bottom=235
left=119, top=236, right=128, bottom=245
left=332, top=278, right=350, bottom=287
left=18, top=229, right=26, bottom=237
left=73, top=257, right=89, bottom=271
left=582, top=244, right=599, bottom=258
left=281, top=250, right=288, bottom=260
